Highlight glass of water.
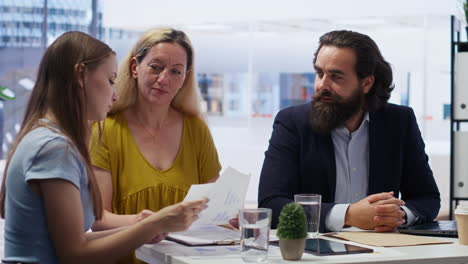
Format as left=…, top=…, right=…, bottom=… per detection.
left=294, top=194, right=321, bottom=238
left=239, top=208, right=272, bottom=263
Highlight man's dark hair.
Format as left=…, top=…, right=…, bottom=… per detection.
left=313, top=30, right=394, bottom=112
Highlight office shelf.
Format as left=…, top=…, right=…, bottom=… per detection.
left=449, top=15, right=468, bottom=219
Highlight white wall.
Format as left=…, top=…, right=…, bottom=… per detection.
left=102, top=0, right=460, bottom=29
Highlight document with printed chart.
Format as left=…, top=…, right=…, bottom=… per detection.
left=167, top=167, right=249, bottom=246
left=183, top=166, right=251, bottom=227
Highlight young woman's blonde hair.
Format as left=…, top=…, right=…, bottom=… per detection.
left=110, top=28, right=202, bottom=117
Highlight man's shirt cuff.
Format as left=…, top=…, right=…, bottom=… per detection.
left=401, top=205, right=418, bottom=227
left=325, top=204, right=350, bottom=231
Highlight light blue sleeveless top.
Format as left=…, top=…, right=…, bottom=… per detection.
left=4, top=125, right=95, bottom=263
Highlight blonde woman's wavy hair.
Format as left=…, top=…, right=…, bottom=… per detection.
left=110, top=28, right=201, bottom=117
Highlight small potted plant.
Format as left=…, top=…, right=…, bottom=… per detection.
left=276, top=202, right=308, bottom=261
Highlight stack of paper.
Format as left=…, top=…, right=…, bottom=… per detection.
left=167, top=226, right=242, bottom=246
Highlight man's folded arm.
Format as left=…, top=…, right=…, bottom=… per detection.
left=401, top=107, right=440, bottom=225
left=258, top=108, right=301, bottom=228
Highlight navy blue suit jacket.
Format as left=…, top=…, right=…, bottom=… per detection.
left=258, top=102, right=440, bottom=232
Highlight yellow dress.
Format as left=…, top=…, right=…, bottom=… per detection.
left=90, top=112, right=221, bottom=264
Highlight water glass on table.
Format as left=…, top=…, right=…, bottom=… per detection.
left=294, top=194, right=321, bottom=238
left=239, top=208, right=272, bottom=263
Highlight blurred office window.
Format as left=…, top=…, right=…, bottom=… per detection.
left=279, top=73, right=315, bottom=110
left=0, top=0, right=104, bottom=157
left=251, top=73, right=277, bottom=117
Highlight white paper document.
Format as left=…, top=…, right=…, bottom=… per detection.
left=167, top=225, right=241, bottom=246
left=141, top=241, right=243, bottom=257
left=183, top=166, right=251, bottom=227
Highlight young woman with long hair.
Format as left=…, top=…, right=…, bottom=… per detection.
left=0, top=31, right=206, bottom=264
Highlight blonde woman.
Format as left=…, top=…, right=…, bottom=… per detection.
left=90, top=28, right=221, bottom=263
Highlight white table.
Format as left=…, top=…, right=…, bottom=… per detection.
left=136, top=235, right=468, bottom=264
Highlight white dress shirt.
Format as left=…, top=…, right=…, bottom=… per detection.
left=325, top=112, right=417, bottom=231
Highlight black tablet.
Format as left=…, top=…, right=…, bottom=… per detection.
left=398, top=221, right=458, bottom=237
left=270, top=238, right=373, bottom=256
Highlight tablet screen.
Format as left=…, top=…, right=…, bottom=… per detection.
left=271, top=238, right=373, bottom=255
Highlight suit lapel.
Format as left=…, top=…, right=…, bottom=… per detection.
left=368, top=111, right=379, bottom=194
left=317, top=133, right=336, bottom=200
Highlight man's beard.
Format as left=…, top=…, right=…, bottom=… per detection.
left=310, top=88, right=364, bottom=134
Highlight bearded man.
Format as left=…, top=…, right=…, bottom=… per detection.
left=258, top=30, right=440, bottom=232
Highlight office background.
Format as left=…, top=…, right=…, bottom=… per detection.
left=0, top=0, right=465, bottom=222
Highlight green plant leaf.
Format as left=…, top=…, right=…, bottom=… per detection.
left=0, top=86, right=16, bottom=101
left=276, top=202, right=308, bottom=240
